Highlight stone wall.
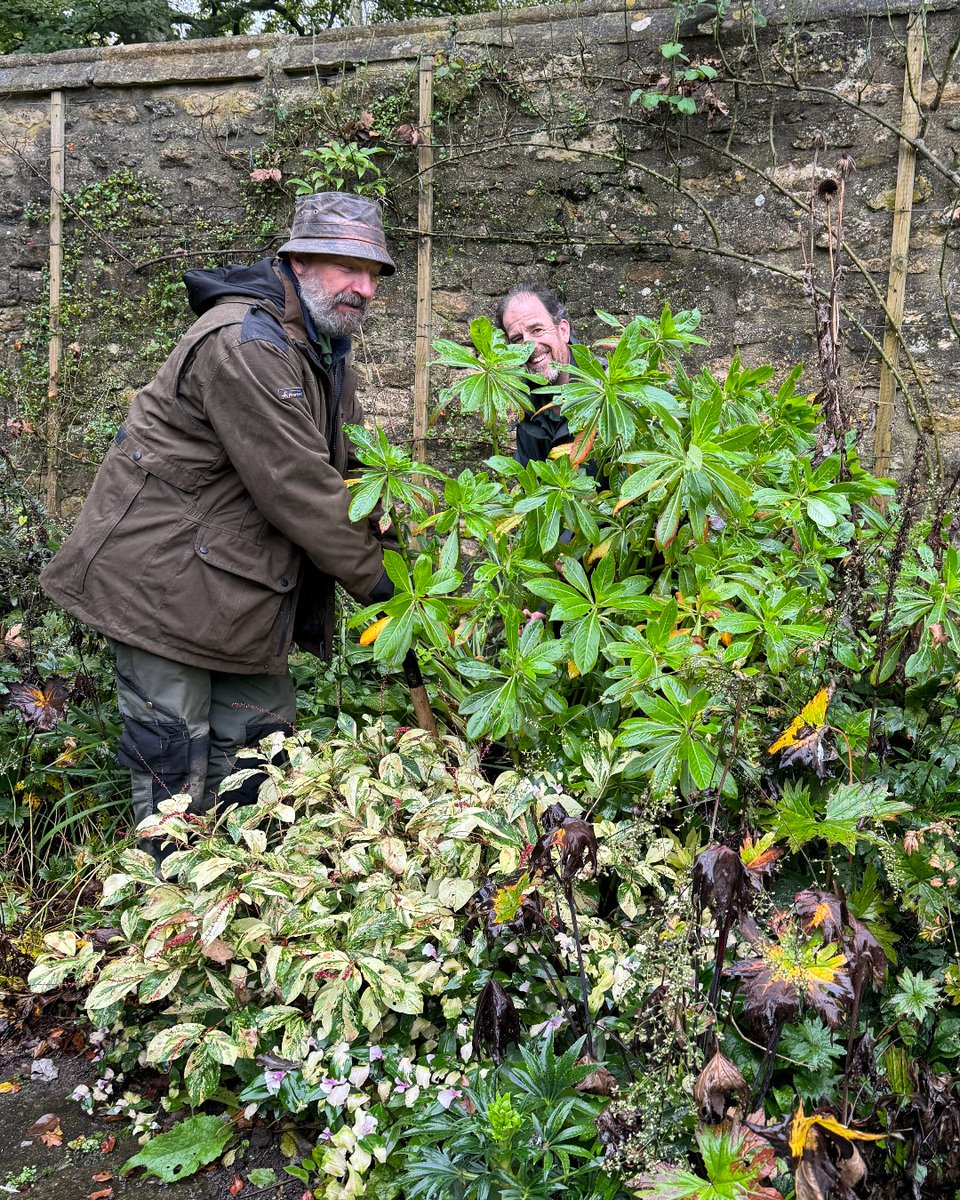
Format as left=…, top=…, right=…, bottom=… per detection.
left=0, top=0, right=958, bottom=498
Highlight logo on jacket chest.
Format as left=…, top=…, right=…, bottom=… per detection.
left=277, top=387, right=305, bottom=402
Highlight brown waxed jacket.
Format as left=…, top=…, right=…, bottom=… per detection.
left=40, top=258, right=388, bottom=674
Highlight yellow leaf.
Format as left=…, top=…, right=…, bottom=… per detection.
left=360, top=616, right=392, bottom=646
left=567, top=660, right=581, bottom=680
left=280, top=1132, right=298, bottom=1158
left=495, top=515, right=524, bottom=537
left=611, top=496, right=635, bottom=515
left=548, top=442, right=575, bottom=459
left=0, top=1081, right=20, bottom=1094
left=788, top=1100, right=889, bottom=1160
left=768, top=682, right=836, bottom=755
left=586, top=540, right=613, bottom=565
left=343, top=478, right=361, bottom=486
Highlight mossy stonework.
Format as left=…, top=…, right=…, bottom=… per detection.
left=0, top=0, right=958, bottom=506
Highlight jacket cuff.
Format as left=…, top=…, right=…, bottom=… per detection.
left=368, top=569, right=394, bottom=603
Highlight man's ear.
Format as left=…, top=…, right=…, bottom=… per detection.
left=558, top=318, right=571, bottom=345
left=288, top=254, right=306, bottom=280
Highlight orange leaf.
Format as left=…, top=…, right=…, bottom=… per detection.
left=739, top=833, right=783, bottom=875
left=100, top=1135, right=116, bottom=1153
left=91, top=1173, right=113, bottom=1183
left=570, top=428, right=596, bottom=467
left=88, top=1189, right=113, bottom=1200
left=40, top=1130, right=64, bottom=1147
left=0, top=1081, right=20, bottom=1094
left=229, top=1176, right=244, bottom=1195
left=360, top=616, right=392, bottom=646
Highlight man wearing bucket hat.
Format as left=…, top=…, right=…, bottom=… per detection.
left=41, top=192, right=397, bottom=838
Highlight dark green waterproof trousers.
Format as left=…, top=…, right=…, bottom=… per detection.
left=110, top=640, right=296, bottom=837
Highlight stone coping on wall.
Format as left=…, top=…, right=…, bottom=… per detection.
left=0, top=0, right=953, bottom=96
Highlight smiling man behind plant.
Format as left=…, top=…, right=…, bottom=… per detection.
left=40, top=193, right=396, bottom=844
left=496, top=284, right=574, bottom=466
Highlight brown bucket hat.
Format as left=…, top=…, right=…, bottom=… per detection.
left=278, top=192, right=396, bottom=276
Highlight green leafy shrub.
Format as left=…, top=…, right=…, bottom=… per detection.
left=27, top=298, right=960, bottom=1200
left=401, top=1034, right=620, bottom=1200
left=30, top=721, right=661, bottom=1194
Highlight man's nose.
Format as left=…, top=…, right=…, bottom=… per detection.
left=352, top=270, right=378, bottom=299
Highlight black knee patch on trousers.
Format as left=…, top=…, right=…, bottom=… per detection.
left=227, top=720, right=294, bottom=806
left=118, top=715, right=193, bottom=804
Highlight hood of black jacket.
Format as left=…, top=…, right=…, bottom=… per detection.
left=184, top=257, right=285, bottom=318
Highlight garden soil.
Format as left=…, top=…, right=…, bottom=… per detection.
left=0, top=1034, right=303, bottom=1200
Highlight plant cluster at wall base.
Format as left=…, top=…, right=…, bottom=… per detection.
left=29, top=724, right=632, bottom=1198
left=0, top=441, right=126, bottom=921
left=25, top=307, right=960, bottom=1199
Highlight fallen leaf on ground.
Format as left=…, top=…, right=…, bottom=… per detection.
left=91, top=1172, right=113, bottom=1182
left=0, top=1081, right=21, bottom=1094
left=88, top=1189, right=113, bottom=1200
left=31, top=1058, right=59, bottom=1082
left=40, top=1129, right=64, bottom=1147
left=100, top=1135, right=116, bottom=1153
left=229, top=1176, right=244, bottom=1195
left=28, top=1113, right=62, bottom=1136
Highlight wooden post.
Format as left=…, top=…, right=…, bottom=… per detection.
left=873, top=13, right=924, bottom=479
left=412, top=54, right=434, bottom=466
left=46, top=90, right=65, bottom=515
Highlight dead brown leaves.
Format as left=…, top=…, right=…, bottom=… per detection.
left=472, top=978, right=521, bottom=1065
left=28, top=1112, right=63, bottom=1146
left=6, top=678, right=69, bottom=731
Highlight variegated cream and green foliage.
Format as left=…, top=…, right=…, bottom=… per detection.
left=28, top=719, right=677, bottom=1198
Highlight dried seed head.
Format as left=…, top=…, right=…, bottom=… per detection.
left=693, top=1050, right=748, bottom=1122
left=817, top=178, right=840, bottom=205
left=575, top=1055, right=618, bottom=1096
left=811, top=130, right=827, bottom=151
left=472, top=978, right=521, bottom=1064
left=837, top=153, right=857, bottom=176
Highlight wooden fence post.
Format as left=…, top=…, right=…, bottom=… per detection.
left=412, top=54, right=434, bottom=466
left=46, top=90, right=65, bottom=515
left=872, top=13, right=924, bottom=479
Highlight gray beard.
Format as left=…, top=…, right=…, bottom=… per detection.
left=299, top=279, right=368, bottom=338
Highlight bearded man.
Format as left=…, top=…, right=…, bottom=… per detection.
left=496, top=284, right=574, bottom=465
left=41, top=193, right=395, bottom=835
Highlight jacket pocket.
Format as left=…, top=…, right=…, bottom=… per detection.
left=162, top=527, right=301, bottom=658
left=49, top=453, right=148, bottom=596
